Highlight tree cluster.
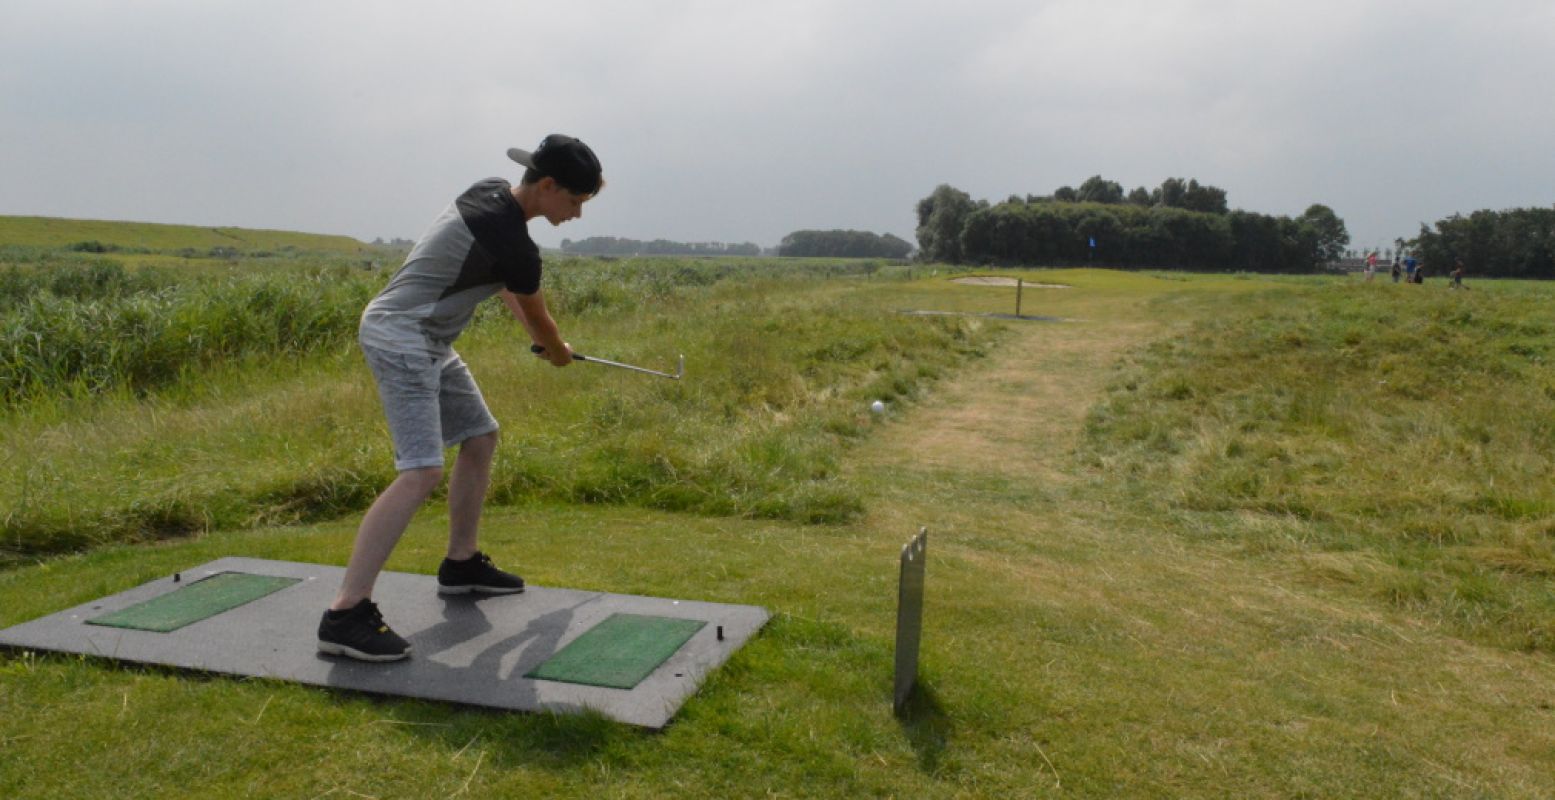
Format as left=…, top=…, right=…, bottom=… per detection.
left=1412, top=207, right=1555, bottom=279
left=915, top=180, right=1348, bottom=273
left=776, top=229, right=913, bottom=259
left=561, top=237, right=761, bottom=257
left=1038, top=176, right=1229, bottom=214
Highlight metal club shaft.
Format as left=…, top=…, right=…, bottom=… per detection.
left=531, top=345, right=683, bottom=380
left=576, top=353, right=684, bottom=380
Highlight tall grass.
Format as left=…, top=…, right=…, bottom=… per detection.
left=1, top=255, right=997, bottom=562
left=0, top=260, right=379, bottom=403
left=0, top=252, right=181, bottom=307
left=478, top=281, right=988, bottom=522
left=0, top=256, right=918, bottom=405
left=537, top=255, right=906, bottom=317
left=1080, top=280, right=1555, bottom=652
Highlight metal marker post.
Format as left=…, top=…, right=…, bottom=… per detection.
left=894, top=527, right=928, bottom=715
left=1016, top=278, right=1023, bottom=318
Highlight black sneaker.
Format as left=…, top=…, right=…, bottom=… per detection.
left=317, top=599, right=411, bottom=662
left=438, top=551, right=525, bottom=595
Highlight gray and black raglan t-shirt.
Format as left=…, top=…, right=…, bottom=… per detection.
left=359, top=178, right=540, bottom=357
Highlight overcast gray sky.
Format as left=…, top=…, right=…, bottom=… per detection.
left=2, top=0, right=1552, bottom=253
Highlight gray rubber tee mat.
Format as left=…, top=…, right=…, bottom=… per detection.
left=0, top=557, right=769, bottom=729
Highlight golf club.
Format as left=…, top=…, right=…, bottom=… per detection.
left=531, top=344, right=684, bottom=380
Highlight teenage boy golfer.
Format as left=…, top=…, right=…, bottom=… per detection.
left=317, top=134, right=603, bottom=661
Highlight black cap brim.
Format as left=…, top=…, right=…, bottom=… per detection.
left=506, top=147, right=537, bottom=169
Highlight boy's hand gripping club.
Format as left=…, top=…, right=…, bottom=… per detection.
left=531, top=344, right=684, bottom=380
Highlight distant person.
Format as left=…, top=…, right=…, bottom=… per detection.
left=1390, top=259, right=1401, bottom=283
left=1364, top=257, right=1376, bottom=282
left=1413, top=263, right=1425, bottom=284
left=1366, top=251, right=1378, bottom=274
left=1451, top=257, right=1467, bottom=289
left=317, top=134, right=604, bottom=662
left=1405, top=254, right=1418, bottom=281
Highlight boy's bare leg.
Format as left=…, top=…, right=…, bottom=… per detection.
left=446, top=431, right=498, bottom=561
left=332, top=467, right=444, bottom=609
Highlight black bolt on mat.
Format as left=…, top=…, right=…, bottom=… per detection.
left=174, top=573, right=181, bottom=583
left=717, top=625, right=724, bottom=641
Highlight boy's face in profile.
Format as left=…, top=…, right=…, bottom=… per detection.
left=534, top=178, right=594, bottom=226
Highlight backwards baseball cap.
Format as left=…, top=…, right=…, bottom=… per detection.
left=507, top=134, right=603, bottom=195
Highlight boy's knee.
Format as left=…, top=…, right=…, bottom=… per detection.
left=463, top=431, right=499, bottom=455
left=400, top=466, right=444, bottom=493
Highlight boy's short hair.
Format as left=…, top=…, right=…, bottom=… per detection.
left=521, top=167, right=606, bottom=195
left=508, top=134, right=602, bottom=195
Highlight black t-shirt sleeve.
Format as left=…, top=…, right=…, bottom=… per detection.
left=456, top=179, right=544, bottom=295
left=492, top=237, right=543, bottom=295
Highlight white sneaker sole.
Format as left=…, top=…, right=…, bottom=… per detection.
left=317, top=640, right=412, bottom=662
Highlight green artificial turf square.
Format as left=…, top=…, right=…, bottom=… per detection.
left=525, top=613, right=706, bottom=689
left=87, top=572, right=301, bottom=633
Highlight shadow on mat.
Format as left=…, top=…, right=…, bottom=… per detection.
left=325, top=596, right=640, bottom=765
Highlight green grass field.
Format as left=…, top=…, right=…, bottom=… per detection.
left=2, top=220, right=1553, bottom=797
left=0, top=215, right=372, bottom=253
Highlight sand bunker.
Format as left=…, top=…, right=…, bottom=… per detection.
left=951, top=276, right=1069, bottom=288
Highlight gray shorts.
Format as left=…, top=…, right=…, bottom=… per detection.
left=361, top=343, right=499, bottom=472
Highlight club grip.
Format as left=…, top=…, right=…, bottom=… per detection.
left=530, top=344, right=585, bottom=361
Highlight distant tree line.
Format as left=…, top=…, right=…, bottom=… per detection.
left=561, top=236, right=761, bottom=257
left=916, top=177, right=1349, bottom=273
left=777, top=229, right=913, bottom=259
left=1412, top=207, right=1555, bottom=279
left=1042, top=175, right=1230, bottom=214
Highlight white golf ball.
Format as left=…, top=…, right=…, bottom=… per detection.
left=870, top=400, right=886, bottom=414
